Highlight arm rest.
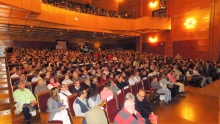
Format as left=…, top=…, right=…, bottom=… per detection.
left=39, top=112, right=49, bottom=124
left=72, top=116, right=84, bottom=124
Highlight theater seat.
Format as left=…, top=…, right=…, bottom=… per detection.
left=131, top=83, right=138, bottom=95
left=106, top=96, right=118, bottom=123
left=67, top=83, right=75, bottom=92
left=115, top=90, right=124, bottom=110
left=10, top=77, right=19, bottom=86
left=26, top=75, right=33, bottom=82
left=30, top=81, right=38, bottom=95
left=122, top=86, right=131, bottom=97
left=67, top=93, right=84, bottom=124
left=36, top=90, right=50, bottom=124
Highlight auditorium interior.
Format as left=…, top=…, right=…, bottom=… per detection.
left=0, top=0, right=219, bottom=124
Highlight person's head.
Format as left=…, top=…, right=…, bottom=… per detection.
left=154, top=68, right=159, bottom=72
left=92, top=77, right=98, bottom=83
left=17, top=82, right=25, bottom=91
left=193, top=66, right=197, bottom=70
left=77, top=88, right=87, bottom=98
left=20, top=73, right=26, bottom=81
left=109, top=80, right=116, bottom=87
left=50, top=77, right=55, bottom=83
left=74, top=80, right=80, bottom=88
left=134, top=71, right=139, bottom=76
left=50, top=87, right=59, bottom=101
left=102, top=83, right=109, bottom=91
left=60, top=84, right=68, bottom=91
left=85, top=78, right=90, bottom=85
left=101, top=73, right=106, bottom=79
left=206, top=61, right=209, bottom=66
left=88, top=87, right=98, bottom=98
left=83, top=70, right=88, bottom=75
left=124, top=93, right=135, bottom=113
left=16, top=69, right=22, bottom=75
left=64, top=74, right=69, bottom=80
left=118, top=75, right=124, bottom=82
left=137, top=89, right=145, bottom=102
left=38, top=79, right=45, bottom=86
left=73, top=72, right=79, bottom=78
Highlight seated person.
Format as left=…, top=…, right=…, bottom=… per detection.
left=99, top=73, right=108, bottom=84
left=62, top=74, right=73, bottom=85
left=114, top=93, right=145, bottom=124
left=47, top=77, right=60, bottom=90
left=31, top=71, right=42, bottom=82
left=186, top=67, right=203, bottom=86
left=91, top=77, right=99, bottom=86
left=13, top=82, right=38, bottom=124
left=167, top=70, right=185, bottom=94
left=72, top=80, right=81, bottom=94
left=116, top=75, right=128, bottom=90
left=14, top=73, right=29, bottom=86
left=47, top=87, right=71, bottom=124
left=108, top=80, right=120, bottom=95
left=34, top=79, right=48, bottom=95
left=134, top=71, right=141, bottom=83
left=73, top=88, right=91, bottom=123
left=83, top=78, right=95, bottom=90
left=87, top=87, right=102, bottom=108
left=11, top=69, right=22, bottom=78
left=100, top=83, right=113, bottom=101
left=128, top=73, right=137, bottom=86
left=140, top=70, right=148, bottom=80
left=81, top=70, right=90, bottom=78
left=151, top=77, right=172, bottom=103
left=59, top=84, right=72, bottom=109
left=135, top=89, right=155, bottom=124
left=173, top=65, right=185, bottom=82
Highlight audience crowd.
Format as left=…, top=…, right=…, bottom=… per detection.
left=9, top=48, right=219, bottom=124
left=41, top=0, right=121, bottom=18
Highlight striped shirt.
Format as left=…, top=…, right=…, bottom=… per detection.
left=114, top=107, right=145, bottom=124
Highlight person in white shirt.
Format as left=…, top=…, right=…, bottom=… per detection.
left=59, top=84, right=72, bottom=109
left=11, top=69, right=22, bottom=78
left=134, top=71, right=141, bottom=83
left=87, top=87, right=101, bottom=108
left=73, top=88, right=90, bottom=123
left=62, top=74, right=73, bottom=85
left=128, top=74, right=136, bottom=86
left=148, top=68, right=160, bottom=77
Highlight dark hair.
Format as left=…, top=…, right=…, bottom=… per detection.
left=77, top=88, right=85, bottom=97
left=88, top=87, right=98, bottom=98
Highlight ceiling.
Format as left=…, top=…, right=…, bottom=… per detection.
left=0, top=23, right=137, bottom=40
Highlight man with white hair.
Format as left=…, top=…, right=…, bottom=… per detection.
left=114, top=93, right=145, bottom=124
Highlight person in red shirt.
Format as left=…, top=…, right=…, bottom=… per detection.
left=114, top=93, right=145, bottom=124
left=99, top=73, right=109, bottom=84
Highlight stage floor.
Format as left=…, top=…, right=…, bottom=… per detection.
left=152, top=80, right=220, bottom=124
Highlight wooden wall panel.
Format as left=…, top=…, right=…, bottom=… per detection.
left=141, top=31, right=170, bottom=54
left=0, top=0, right=41, bottom=13
left=142, top=42, right=165, bottom=55
left=118, top=0, right=141, bottom=18
left=172, top=0, right=210, bottom=41
left=173, top=40, right=209, bottom=60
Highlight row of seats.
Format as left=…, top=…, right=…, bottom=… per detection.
left=35, top=79, right=152, bottom=124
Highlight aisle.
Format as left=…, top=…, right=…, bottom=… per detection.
left=152, top=81, right=219, bottom=124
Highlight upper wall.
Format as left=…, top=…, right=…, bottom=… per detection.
left=92, top=0, right=118, bottom=12
left=171, top=0, right=210, bottom=41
